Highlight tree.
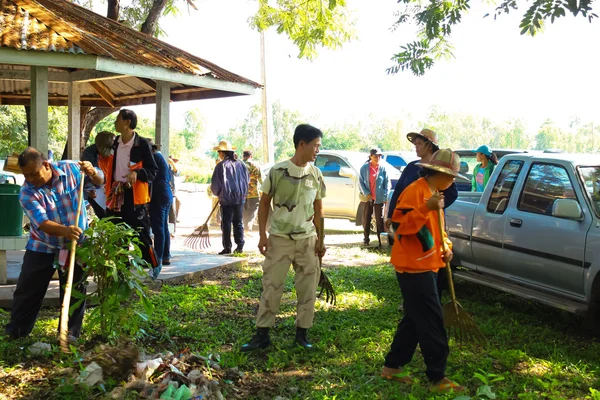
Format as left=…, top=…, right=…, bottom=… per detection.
left=534, top=119, right=561, bottom=150
left=178, top=109, right=205, bottom=151
left=385, top=0, right=598, bottom=76
left=321, top=123, right=363, bottom=150
left=251, top=0, right=356, bottom=60
left=67, top=0, right=199, bottom=155
left=271, top=100, right=306, bottom=161
left=0, top=106, right=27, bottom=157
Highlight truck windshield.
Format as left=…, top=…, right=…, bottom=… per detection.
left=578, top=166, right=600, bottom=217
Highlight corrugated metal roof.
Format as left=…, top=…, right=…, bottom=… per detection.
left=0, top=0, right=260, bottom=87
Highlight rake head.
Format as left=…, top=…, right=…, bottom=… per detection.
left=184, top=223, right=211, bottom=250
left=317, top=269, right=336, bottom=305
left=443, top=300, right=486, bottom=345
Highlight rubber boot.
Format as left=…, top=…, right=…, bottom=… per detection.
left=240, top=327, right=270, bottom=352
left=295, top=327, right=313, bottom=349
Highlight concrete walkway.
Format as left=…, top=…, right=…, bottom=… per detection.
left=0, top=249, right=245, bottom=308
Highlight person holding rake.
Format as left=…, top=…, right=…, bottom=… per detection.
left=381, top=149, right=466, bottom=393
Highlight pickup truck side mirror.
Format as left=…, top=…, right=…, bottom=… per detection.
left=339, top=167, right=356, bottom=179
left=552, top=198, right=583, bottom=220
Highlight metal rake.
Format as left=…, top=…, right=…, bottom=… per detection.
left=184, top=201, right=219, bottom=250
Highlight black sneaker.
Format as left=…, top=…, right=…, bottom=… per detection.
left=218, top=249, right=232, bottom=255
left=240, top=328, right=271, bottom=352
left=295, top=327, right=313, bottom=350
left=233, top=246, right=244, bottom=254
left=162, top=259, right=171, bottom=265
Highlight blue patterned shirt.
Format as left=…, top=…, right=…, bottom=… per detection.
left=20, top=161, right=90, bottom=253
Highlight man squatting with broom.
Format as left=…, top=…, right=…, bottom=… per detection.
left=241, top=124, right=326, bottom=351
left=381, top=148, right=466, bottom=393
left=4, top=147, right=103, bottom=341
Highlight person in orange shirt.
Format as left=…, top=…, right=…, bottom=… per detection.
left=381, top=149, right=466, bottom=393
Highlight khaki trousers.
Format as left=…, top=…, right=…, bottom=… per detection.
left=256, top=235, right=320, bottom=329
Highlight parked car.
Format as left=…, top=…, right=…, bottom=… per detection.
left=454, top=149, right=528, bottom=191
left=381, top=151, right=419, bottom=188
left=445, top=153, right=600, bottom=326
left=313, top=150, right=368, bottom=223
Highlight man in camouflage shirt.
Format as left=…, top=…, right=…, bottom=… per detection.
left=241, top=124, right=326, bottom=352
left=242, top=150, right=263, bottom=232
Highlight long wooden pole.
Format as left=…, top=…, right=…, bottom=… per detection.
left=59, top=170, right=86, bottom=353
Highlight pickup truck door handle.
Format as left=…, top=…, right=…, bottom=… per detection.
left=510, top=218, right=522, bottom=227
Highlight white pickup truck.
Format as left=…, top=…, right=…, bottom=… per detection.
left=446, top=153, right=600, bottom=327
left=313, top=150, right=400, bottom=225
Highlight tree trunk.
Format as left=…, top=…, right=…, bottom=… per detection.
left=81, top=107, right=119, bottom=150
left=140, top=0, right=168, bottom=35
left=24, top=106, right=31, bottom=146
left=107, top=0, right=120, bottom=21
left=76, top=0, right=172, bottom=156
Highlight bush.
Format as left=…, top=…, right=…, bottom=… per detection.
left=76, top=217, right=153, bottom=342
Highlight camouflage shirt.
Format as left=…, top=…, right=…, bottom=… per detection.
left=261, top=159, right=326, bottom=239
left=243, top=159, right=263, bottom=199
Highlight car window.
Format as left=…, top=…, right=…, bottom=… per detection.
left=486, top=160, right=524, bottom=215
left=578, top=166, right=600, bottom=217
left=457, top=154, right=478, bottom=183
left=315, top=155, right=351, bottom=178
left=385, top=155, right=407, bottom=172
left=518, top=163, right=577, bottom=216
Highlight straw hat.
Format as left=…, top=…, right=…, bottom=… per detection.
left=213, top=140, right=236, bottom=152
left=417, top=149, right=467, bottom=180
left=407, top=128, right=439, bottom=145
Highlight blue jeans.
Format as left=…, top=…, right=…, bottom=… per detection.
left=221, top=203, right=244, bottom=251
left=150, top=200, right=172, bottom=277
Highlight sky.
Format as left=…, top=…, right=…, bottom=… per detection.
left=101, top=0, right=600, bottom=139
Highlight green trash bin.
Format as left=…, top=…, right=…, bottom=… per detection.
left=0, top=183, right=23, bottom=236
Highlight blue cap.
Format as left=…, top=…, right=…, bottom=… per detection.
left=472, top=145, right=492, bottom=157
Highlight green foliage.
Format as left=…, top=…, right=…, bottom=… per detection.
left=178, top=109, right=204, bottom=151
left=0, top=105, right=27, bottom=157
left=217, top=101, right=307, bottom=163
left=271, top=100, right=306, bottom=161
left=321, top=123, right=363, bottom=150
left=387, top=0, right=599, bottom=75
left=48, top=107, right=69, bottom=160
left=0, top=105, right=70, bottom=159
left=534, top=119, right=561, bottom=150
left=93, top=113, right=155, bottom=141
left=251, top=0, right=356, bottom=60
left=76, top=217, right=153, bottom=343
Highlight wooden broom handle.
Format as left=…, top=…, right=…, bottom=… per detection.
left=436, top=207, right=459, bottom=314
left=59, top=169, right=86, bottom=353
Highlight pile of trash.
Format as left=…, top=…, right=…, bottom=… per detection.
left=71, top=343, right=246, bottom=399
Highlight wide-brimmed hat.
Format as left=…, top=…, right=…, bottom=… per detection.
left=472, top=144, right=492, bottom=157
left=417, top=149, right=467, bottom=180
left=213, top=140, right=236, bottom=152
left=407, top=128, right=439, bottom=145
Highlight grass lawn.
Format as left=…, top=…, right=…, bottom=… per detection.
left=1, top=243, right=600, bottom=399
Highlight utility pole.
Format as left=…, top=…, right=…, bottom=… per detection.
left=260, top=30, right=275, bottom=164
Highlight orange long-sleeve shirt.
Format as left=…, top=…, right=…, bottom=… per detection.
left=390, top=177, right=452, bottom=273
